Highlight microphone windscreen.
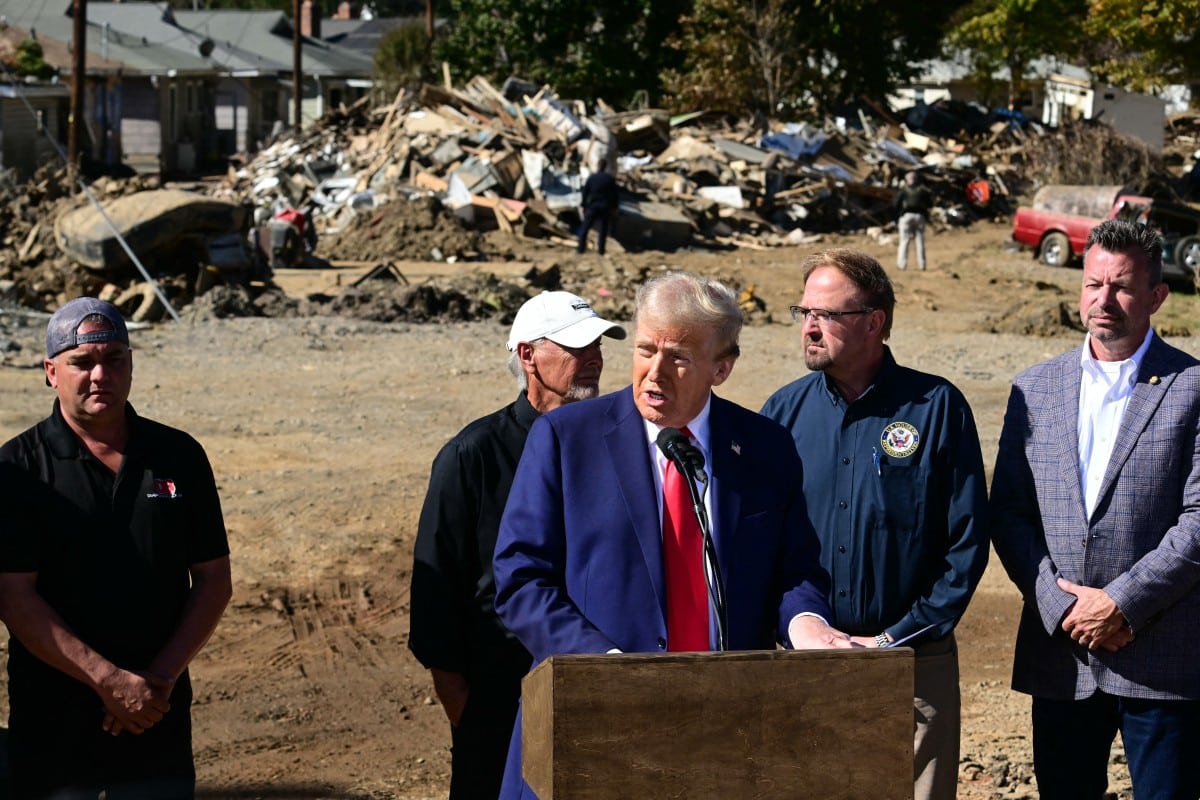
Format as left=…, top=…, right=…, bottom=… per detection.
left=656, top=426, right=689, bottom=457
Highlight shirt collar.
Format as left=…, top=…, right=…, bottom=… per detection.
left=46, top=399, right=140, bottom=460
left=643, top=393, right=713, bottom=457
left=514, top=391, right=540, bottom=428
left=819, top=346, right=898, bottom=405
left=1079, top=328, right=1154, bottom=379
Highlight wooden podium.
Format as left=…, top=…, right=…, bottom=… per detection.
left=522, top=649, right=914, bottom=799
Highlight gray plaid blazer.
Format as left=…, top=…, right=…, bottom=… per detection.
left=990, top=333, right=1200, bottom=701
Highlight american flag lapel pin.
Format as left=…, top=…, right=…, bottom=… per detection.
left=731, top=440, right=741, bottom=456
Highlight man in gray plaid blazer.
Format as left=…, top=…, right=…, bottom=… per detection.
left=991, top=218, right=1200, bottom=800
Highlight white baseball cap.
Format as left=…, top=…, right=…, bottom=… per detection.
left=506, top=290, right=626, bottom=352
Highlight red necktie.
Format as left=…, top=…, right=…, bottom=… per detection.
left=662, top=427, right=708, bottom=651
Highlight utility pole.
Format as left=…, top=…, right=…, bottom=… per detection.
left=292, top=0, right=302, bottom=129
left=69, top=0, right=87, bottom=175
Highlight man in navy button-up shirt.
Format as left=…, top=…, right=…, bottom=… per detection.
left=761, top=248, right=989, bottom=800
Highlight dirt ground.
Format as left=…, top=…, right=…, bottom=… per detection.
left=0, top=220, right=1196, bottom=799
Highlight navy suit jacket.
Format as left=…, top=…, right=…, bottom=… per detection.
left=492, top=387, right=832, bottom=798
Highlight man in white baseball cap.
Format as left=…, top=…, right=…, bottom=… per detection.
left=409, top=290, right=623, bottom=799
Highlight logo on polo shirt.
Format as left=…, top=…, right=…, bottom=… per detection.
left=880, top=422, right=920, bottom=459
left=147, top=478, right=181, bottom=499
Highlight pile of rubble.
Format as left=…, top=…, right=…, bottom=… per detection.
left=223, top=80, right=1035, bottom=260
left=0, top=75, right=1181, bottom=339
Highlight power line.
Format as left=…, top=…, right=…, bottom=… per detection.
left=0, top=58, right=183, bottom=324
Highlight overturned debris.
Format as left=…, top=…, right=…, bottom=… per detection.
left=0, top=72, right=1187, bottom=330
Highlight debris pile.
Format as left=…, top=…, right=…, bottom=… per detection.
left=0, top=76, right=1185, bottom=340
left=223, top=80, right=1037, bottom=262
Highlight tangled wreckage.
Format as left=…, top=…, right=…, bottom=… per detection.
left=0, top=74, right=1185, bottom=342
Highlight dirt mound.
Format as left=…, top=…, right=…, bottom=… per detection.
left=183, top=285, right=301, bottom=321
left=320, top=196, right=486, bottom=263
left=976, top=279, right=1085, bottom=336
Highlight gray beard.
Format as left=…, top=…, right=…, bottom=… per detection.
left=565, top=384, right=600, bottom=402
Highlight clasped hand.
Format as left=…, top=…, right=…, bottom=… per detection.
left=1057, top=577, right=1134, bottom=652
left=97, top=668, right=173, bottom=736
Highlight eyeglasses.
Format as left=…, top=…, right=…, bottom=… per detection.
left=789, top=306, right=875, bottom=324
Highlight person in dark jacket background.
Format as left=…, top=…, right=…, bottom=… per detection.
left=576, top=158, right=620, bottom=256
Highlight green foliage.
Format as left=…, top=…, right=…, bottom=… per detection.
left=433, top=0, right=689, bottom=107
left=5, top=39, right=56, bottom=80
left=1082, top=0, right=1200, bottom=92
left=373, top=21, right=431, bottom=95
left=803, top=0, right=966, bottom=113
left=662, top=0, right=799, bottom=113
left=945, top=0, right=1086, bottom=108
left=365, top=0, right=427, bottom=15
left=663, top=0, right=966, bottom=117
left=663, top=0, right=750, bottom=113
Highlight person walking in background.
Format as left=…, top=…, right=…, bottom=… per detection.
left=895, top=170, right=933, bottom=270
left=493, top=271, right=850, bottom=799
left=990, top=219, right=1200, bottom=800
left=409, top=291, right=625, bottom=799
left=761, top=248, right=989, bottom=800
left=0, top=297, right=232, bottom=799
left=576, top=158, right=620, bottom=256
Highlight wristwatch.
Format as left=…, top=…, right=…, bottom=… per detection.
left=874, top=633, right=890, bottom=648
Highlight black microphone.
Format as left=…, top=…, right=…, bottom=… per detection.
left=656, top=427, right=706, bottom=483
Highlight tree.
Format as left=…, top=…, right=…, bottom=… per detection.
left=373, top=20, right=431, bottom=96
left=0, top=39, right=57, bottom=81
left=802, top=0, right=966, bottom=113
left=364, top=0, right=427, bottom=15
left=1081, top=0, right=1200, bottom=92
left=433, top=0, right=689, bottom=107
left=662, top=0, right=801, bottom=113
left=664, top=0, right=966, bottom=117
left=945, top=0, right=1086, bottom=110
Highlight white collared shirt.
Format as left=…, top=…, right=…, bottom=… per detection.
left=643, top=396, right=713, bottom=518
left=1078, top=329, right=1153, bottom=517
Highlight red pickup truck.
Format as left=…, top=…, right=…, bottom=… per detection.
left=1011, top=184, right=1200, bottom=287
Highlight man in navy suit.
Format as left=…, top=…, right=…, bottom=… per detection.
left=493, top=271, right=851, bottom=798
left=991, top=219, right=1200, bottom=799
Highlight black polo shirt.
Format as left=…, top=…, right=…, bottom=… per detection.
left=0, top=400, right=229, bottom=726
left=409, top=392, right=537, bottom=696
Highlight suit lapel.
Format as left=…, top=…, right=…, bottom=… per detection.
left=709, top=396, right=742, bottom=576
left=1052, top=351, right=1087, bottom=517
left=1096, top=336, right=1174, bottom=505
left=604, top=389, right=667, bottom=618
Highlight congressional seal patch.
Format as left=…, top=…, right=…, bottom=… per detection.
left=880, top=422, right=920, bottom=459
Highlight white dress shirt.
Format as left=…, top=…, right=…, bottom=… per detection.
left=1078, top=329, right=1153, bottom=518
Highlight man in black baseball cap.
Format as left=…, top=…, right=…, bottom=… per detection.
left=0, top=296, right=232, bottom=799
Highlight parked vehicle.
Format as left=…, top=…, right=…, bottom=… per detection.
left=1011, top=184, right=1200, bottom=288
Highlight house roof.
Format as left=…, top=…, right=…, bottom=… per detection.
left=0, top=0, right=210, bottom=75
left=0, top=0, right=373, bottom=78
left=175, top=8, right=374, bottom=76
left=0, top=23, right=125, bottom=75
left=321, top=16, right=431, bottom=61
